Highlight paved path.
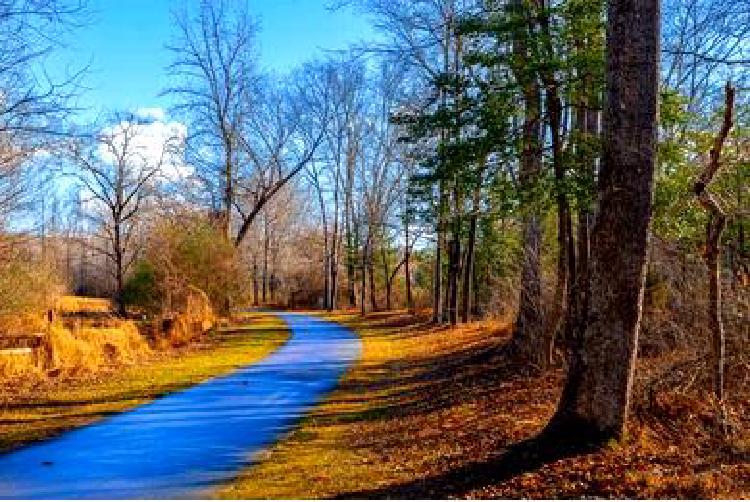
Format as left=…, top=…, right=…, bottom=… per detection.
left=0, top=314, right=361, bottom=499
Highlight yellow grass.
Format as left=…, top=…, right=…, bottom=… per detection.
left=0, top=320, right=151, bottom=378
left=0, top=312, right=289, bottom=452
left=49, top=321, right=151, bottom=373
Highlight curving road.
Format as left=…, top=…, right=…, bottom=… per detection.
left=0, top=314, right=361, bottom=499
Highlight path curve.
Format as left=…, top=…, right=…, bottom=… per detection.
left=0, top=313, right=360, bottom=499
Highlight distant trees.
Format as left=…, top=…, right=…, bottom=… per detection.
left=0, top=1, right=87, bottom=324
left=165, top=0, right=255, bottom=240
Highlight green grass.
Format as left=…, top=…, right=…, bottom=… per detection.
left=0, top=312, right=289, bottom=452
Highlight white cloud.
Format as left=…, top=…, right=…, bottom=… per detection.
left=98, top=112, right=193, bottom=182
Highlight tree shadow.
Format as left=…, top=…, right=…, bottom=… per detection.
left=338, top=430, right=601, bottom=499
left=308, top=330, right=548, bottom=426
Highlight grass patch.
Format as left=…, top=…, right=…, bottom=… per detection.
left=0, top=312, right=289, bottom=453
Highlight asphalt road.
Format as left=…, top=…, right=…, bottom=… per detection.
left=0, top=313, right=361, bottom=499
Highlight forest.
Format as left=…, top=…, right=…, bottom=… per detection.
left=0, top=0, right=747, bottom=499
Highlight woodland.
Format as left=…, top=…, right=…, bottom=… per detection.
left=0, top=0, right=747, bottom=498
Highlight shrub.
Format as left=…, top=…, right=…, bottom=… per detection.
left=122, top=261, right=159, bottom=312
left=142, top=214, right=251, bottom=315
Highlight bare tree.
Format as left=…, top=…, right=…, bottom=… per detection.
left=693, top=83, right=735, bottom=415
left=662, top=0, right=750, bottom=108
left=165, top=0, right=256, bottom=240
left=70, top=113, right=182, bottom=314
left=349, top=0, right=463, bottom=323
left=167, top=1, right=328, bottom=248
left=233, top=77, right=329, bottom=247
left=0, top=0, right=88, bottom=224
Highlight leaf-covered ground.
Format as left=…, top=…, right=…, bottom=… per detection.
left=0, top=312, right=289, bottom=453
left=218, top=311, right=750, bottom=499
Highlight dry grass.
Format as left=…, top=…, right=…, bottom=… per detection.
left=0, top=312, right=289, bottom=453
left=217, top=311, right=749, bottom=499
left=48, top=322, right=151, bottom=373
left=156, top=286, right=217, bottom=348
left=0, top=319, right=151, bottom=379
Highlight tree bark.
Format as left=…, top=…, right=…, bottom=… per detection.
left=546, top=0, right=660, bottom=442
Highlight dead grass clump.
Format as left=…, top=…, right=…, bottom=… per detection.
left=0, top=318, right=150, bottom=379
left=48, top=321, right=150, bottom=374
left=151, top=286, right=216, bottom=349
left=0, top=349, right=41, bottom=378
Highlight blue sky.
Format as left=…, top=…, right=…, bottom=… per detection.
left=51, top=0, right=374, bottom=117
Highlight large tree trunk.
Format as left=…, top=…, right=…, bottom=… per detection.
left=546, top=0, right=660, bottom=442
left=513, top=215, right=546, bottom=365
